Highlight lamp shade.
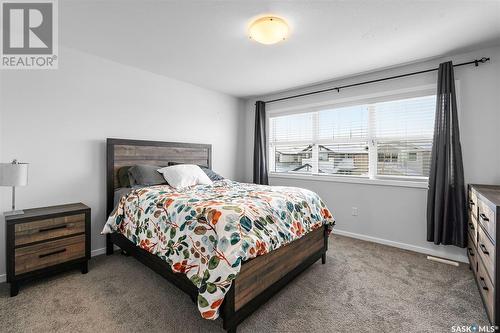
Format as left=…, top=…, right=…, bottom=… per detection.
left=0, top=163, right=28, bottom=186
left=248, top=16, right=289, bottom=45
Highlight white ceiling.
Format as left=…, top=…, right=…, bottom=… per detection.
left=61, top=0, right=500, bottom=97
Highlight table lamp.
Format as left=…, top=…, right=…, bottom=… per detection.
left=0, top=159, right=28, bottom=216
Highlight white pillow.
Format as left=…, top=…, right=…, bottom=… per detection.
left=157, top=164, right=212, bottom=189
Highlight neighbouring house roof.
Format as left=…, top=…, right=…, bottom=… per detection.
left=292, top=163, right=312, bottom=171
left=276, top=144, right=357, bottom=155
left=377, top=140, right=432, bottom=151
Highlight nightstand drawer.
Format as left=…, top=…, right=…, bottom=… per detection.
left=15, top=234, right=85, bottom=275
left=14, top=214, right=85, bottom=246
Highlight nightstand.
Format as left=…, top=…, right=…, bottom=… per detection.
left=5, top=203, right=91, bottom=296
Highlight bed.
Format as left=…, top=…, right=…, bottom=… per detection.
left=104, top=138, right=334, bottom=333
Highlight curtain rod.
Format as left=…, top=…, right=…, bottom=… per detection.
left=263, top=57, right=490, bottom=104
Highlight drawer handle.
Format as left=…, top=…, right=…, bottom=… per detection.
left=469, top=222, right=475, bottom=231
left=480, top=244, right=489, bottom=255
left=468, top=248, right=475, bottom=256
left=479, top=213, right=489, bottom=222
left=469, top=200, right=475, bottom=206
left=479, top=277, right=489, bottom=291
left=38, top=248, right=66, bottom=258
left=39, top=224, right=67, bottom=233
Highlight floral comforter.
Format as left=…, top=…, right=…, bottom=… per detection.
left=102, top=180, right=334, bottom=320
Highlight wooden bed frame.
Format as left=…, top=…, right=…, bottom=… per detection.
left=105, top=138, right=328, bottom=333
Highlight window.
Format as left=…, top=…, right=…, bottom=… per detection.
left=268, top=93, right=436, bottom=181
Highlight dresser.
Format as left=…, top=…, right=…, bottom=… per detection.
left=468, top=185, right=500, bottom=325
left=5, top=203, right=91, bottom=296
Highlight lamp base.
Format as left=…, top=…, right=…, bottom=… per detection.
left=4, top=210, right=24, bottom=216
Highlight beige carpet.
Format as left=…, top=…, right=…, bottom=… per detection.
left=0, top=235, right=488, bottom=332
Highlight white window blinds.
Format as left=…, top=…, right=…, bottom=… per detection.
left=317, top=105, right=369, bottom=176
left=372, top=95, right=436, bottom=178
left=268, top=91, right=436, bottom=181
left=269, top=113, right=314, bottom=173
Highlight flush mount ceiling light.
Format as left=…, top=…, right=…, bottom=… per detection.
left=248, top=16, right=289, bottom=45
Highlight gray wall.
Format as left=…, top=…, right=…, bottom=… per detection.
left=243, top=45, right=500, bottom=262
left=0, top=46, right=246, bottom=279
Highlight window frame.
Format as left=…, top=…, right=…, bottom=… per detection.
left=266, top=84, right=443, bottom=187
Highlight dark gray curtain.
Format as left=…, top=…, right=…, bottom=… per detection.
left=427, top=61, right=467, bottom=248
left=253, top=101, right=269, bottom=185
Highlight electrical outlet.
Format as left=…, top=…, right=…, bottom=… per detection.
left=351, top=207, right=358, bottom=216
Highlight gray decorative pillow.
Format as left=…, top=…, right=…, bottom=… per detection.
left=168, top=162, right=224, bottom=181
left=201, top=167, right=224, bottom=181
left=128, top=164, right=167, bottom=186
left=117, top=166, right=132, bottom=187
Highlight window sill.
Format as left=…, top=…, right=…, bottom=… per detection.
left=268, top=172, right=429, bottom=189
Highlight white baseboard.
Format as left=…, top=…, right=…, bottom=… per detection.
left=91, top=247, right=106, bottom=257
left=0, top=247, right=107, bottom=283
left=333, top=228, right=468, bottom=263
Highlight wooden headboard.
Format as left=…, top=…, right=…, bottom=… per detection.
left=106, top=138, right=212, bottom=216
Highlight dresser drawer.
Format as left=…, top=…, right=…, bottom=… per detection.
left=469, top=189, right=478, bottom=219
left=14, top=214, right=85, bottom=247
left=468, top=214, right=478, bottom=248
left=478, top=226, right=495, bottom=285
left=468, top=233, right=477, bottom=272
left=478, top=198, right=496, bottom=241
left=477, top=257, right=495, bottom=322
left=15, top=234, right=85, bottom=275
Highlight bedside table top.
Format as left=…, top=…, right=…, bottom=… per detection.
left=5, top=203, right=90, bottom=223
